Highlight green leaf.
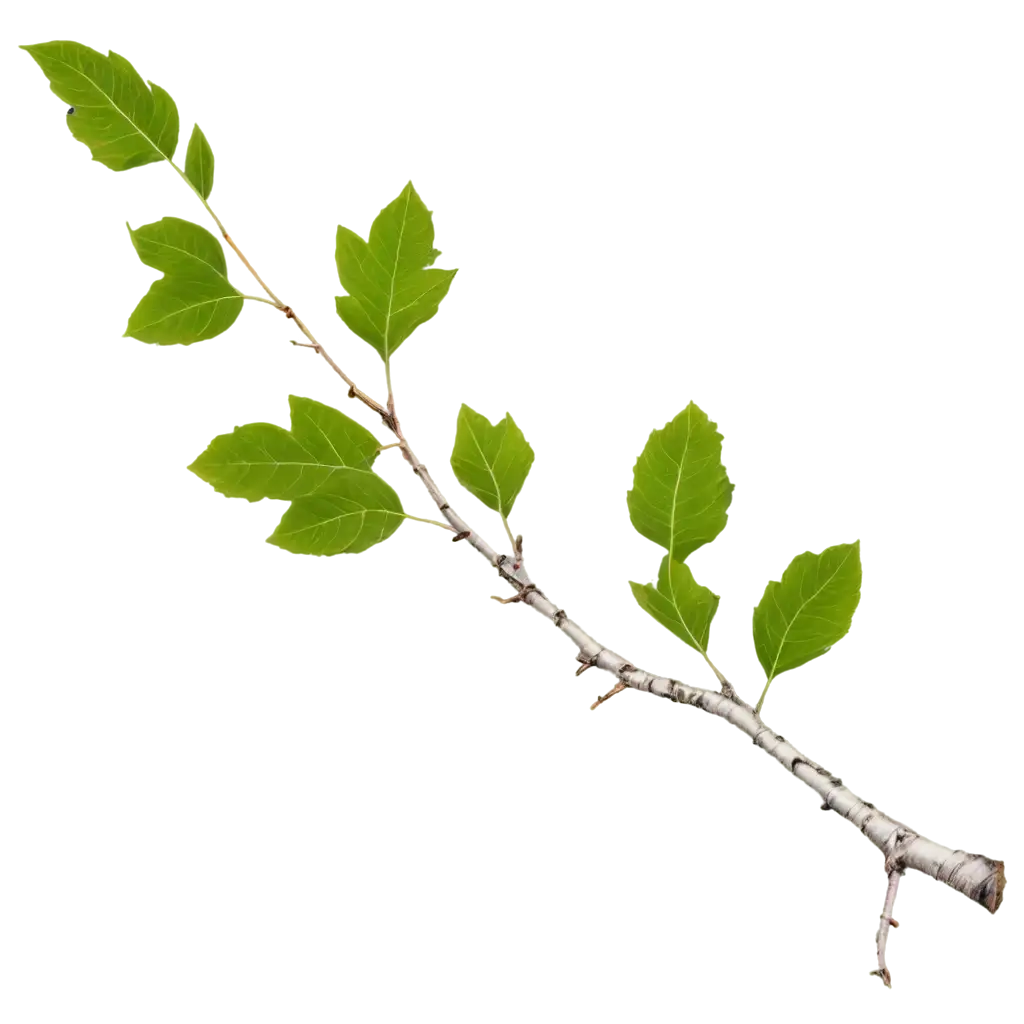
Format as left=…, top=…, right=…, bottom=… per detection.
left=627, top=402, right=733, bottom=562
left=267, top=470, right=405, bottom=555
left=450, top=404, right=534, bottom=517
left=184, top=124, right=214, bottom=199
left=124, top=217, right=242, bottom=344
left=185, top=421, right=311, bottom=501
left=335, top=182, right=457, bottom=363
left=129, top=217, right=231, bottom=278
left=188, top=396, right=380, bottom=501
left=629, top=556, right=720, bottom=655
left=752, top=541, right=862, bottom=712
left=22, top=41, right=178, bottom=171
left=286, top=398, right=380, bottom=476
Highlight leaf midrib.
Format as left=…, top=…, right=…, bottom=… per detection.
left=464, top=419, right=504, bottom=512
left=668, top=406, right=693, bottom=559
left=134, top=294, right=238, bottom=329
left=665, top=574, right=705, bottom=653
left=383, top=187, right=413, bottom=363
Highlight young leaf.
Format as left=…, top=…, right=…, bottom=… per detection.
left=22, top=41, right=178, bottom=171
left=627, top=402, right=733, bottom=562
left=629, top=556, right=720, bottom=655
left=335, top=182, right=457, bottom=363
left=125, top=217, right=242, bottom=344
left=267, top=471, right=405, bottom=556
left=184, top=124, right=214, bottom=199
left=752, top=541, right=862, bottom=712
left=450, top=405, right=534, bottom=516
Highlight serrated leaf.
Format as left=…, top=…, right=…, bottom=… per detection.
left=267, top=470, right=405, bottom=555
left=124, top=217, right=242, bottom=344
left=335, top=182, right=457, bottom=363
left=22, top=41, right=178, bottom=171
left=188, top=396, right=380, bottom=501
left=752, top=541, right=862, bottom=712
left=627, top=402, right=733, bottom=562
left=184, top=124, right=214, bottom=199
left=450, top=404, right=534, bottom=517
left=629, top=556, right=720, bottom=655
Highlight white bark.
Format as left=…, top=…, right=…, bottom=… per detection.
left=872, top=869, right=902, bottom=987
left=397, top=450, right=1005, bottom=932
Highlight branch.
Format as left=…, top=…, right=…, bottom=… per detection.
left=868, top=831, right=909, bottom=991
left=278, top=296, right=1006, bottom=963
left=180, top=169, right=1003, bottom=929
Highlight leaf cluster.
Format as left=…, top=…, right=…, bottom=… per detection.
left=22, top=39, right=865, bottom=713
left=189, top=396, right=404, bottom=555
left=22, top=40, right=231, bottom=345
left=625, top=403, right=860, bottom=711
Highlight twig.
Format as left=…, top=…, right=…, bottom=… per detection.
left=872, top=868, right=905, bottom=987
left=591, top=681, right=627, bottom=710
left=168, top=152, right=1005, bottom=962
left=872, top=831, right=913, bottom=991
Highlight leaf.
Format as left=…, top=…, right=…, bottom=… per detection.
left=188, top=396, right=380, bottom=501
left=129, top=216, right=228, bottom=276
left=335, top=182, right=457, bottom=363
left=627, top=402, right=733, bottom=562
left=184, top=419, right=311, bottom=503
left=284, top=395, right=380, bottom=468
left=124, top=217, right=242, bottom=344
left=22, top=41, right=178, bottom=171
left=450, top=404, right=534, bottom=517
left=629, top=556, right=720, bottom=655
left=267, top=470, right=405, bottom=556
left=752, top=541, right=862, bottom=711
left=184, top=124, right=214, bottom=199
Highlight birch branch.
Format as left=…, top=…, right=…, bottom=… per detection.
left=20, top=36, right=1004, bottom=988
left=386, top=440, right=1006, bottom=979
left=203, top=186, right=1003, bottom=937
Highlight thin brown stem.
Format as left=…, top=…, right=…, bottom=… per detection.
left=169, top=158, right=391, bottom=423
left=222, top=232, right=283, bottom=306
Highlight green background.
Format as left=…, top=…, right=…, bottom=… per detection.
left=2, top=9, right=1024, bottom=1024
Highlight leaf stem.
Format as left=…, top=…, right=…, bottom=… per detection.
left=753, top=671, right=774, bottom=712
left=404, top=514, right=455, bottom=531
left=501, top=520, right=520, bottom=569
left=240, top=294, right=279, bottom=305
